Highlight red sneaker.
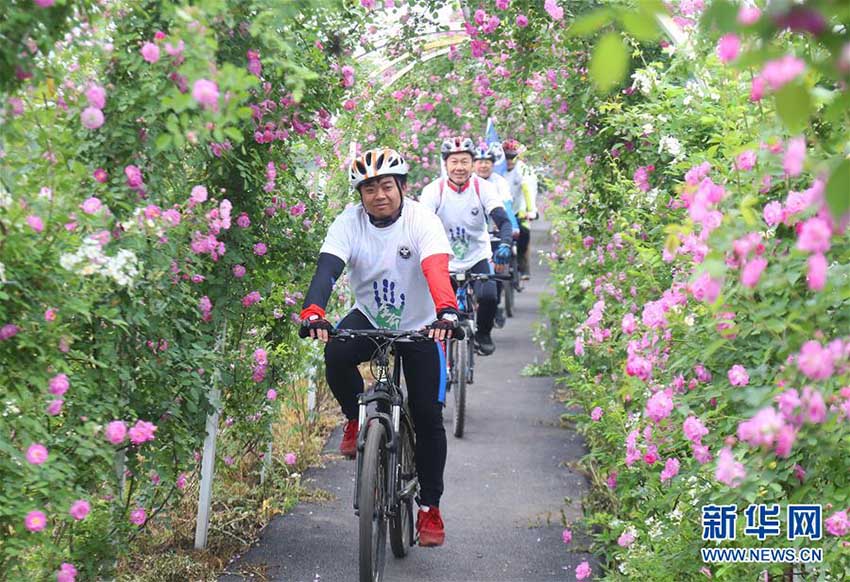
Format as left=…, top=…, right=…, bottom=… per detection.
left=340, top=419, right=359, bottom=458
left=417, top=507, right=445, bottom=547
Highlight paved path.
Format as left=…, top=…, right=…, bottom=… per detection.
left=221, top=221, right=592, bottom=581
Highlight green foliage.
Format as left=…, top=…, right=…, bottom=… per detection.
left=0, top=0, right=358, bottom=578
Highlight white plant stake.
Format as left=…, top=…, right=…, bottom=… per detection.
left=194, top=321, right=227, bottom=550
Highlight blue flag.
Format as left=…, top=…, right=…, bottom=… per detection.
left=485, top=117, right=507, bottom=176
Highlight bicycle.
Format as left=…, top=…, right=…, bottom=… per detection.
left=320, top=327, right=463, bottom=582
left=504, top=242, right=523, bottom=318
left=489, top=237, right=522, bottom=320
left=446, top=271, right=509, bottom=438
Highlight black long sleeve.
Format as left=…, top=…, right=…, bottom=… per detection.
left=302, top=252, right=345, bottom=312
left=489, top=207, right=513, bottom=245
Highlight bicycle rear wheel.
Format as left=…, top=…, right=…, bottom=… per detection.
left=389, top=420, right=415, bottom=558
left=452, top=339, right=468, bottom=438
left=359, top=422, right=388, bottom=582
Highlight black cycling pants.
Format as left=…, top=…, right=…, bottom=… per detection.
left=324, top=309, right=447, bottom=507
left=468, top=258, right=497, bottom=334
left=516, top=217, right=531, bottom=275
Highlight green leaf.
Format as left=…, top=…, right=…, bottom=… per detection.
left=826, top=159, right=850, bottom=218
left=590, top=33, right=629, bottom=93
left=568, top=9, right=613, bottom=37
left=155, top=133, right=172, bottom=151
left=620, top=11, right=660, bottom=41
left=774, top=83, right=812, bottom=134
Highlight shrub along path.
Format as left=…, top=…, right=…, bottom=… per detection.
left=220, top=220, right=592, bottom=581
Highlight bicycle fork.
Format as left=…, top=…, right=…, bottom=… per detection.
left=353, top=388, right=402, bottom=516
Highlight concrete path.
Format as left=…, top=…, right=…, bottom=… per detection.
left=221, top=221, right=592, bottom=581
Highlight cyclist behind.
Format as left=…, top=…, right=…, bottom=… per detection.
left=419, top=136, right=514, bottom=356
left=502, top=139, right=538, bottom=280
left=299, top=148, right=461, bottom=547
left=474, top=142, right=520, bottom=328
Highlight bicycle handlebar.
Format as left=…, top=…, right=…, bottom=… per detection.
left=451, top=272, right=511, bottom=283
left=299, top=325, right=465, bottom=341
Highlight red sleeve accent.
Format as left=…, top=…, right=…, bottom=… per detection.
left=299, top=304, right=327, bottom=321
left=421, top=253, right=457, bottom=314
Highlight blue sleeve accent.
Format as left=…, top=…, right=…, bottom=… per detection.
left=436, top=341, right=447, bottom=404
left=503, top=199, right=519, bottom=230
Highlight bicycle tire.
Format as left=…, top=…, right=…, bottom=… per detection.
left=504, top=275, right=515, bottom=318
left=359, top=422, right=388, bottom=582
left=466, top=327, right=475, bottom=385
left=453, top=339, right=467, bottom=438
left=389, top=421, right=415, bottom=558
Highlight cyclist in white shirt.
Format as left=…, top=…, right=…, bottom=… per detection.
left=299, top=148, right=461, bottom=547
left=502, top=139, right=538, bottom=280
left=474, top=143, right=520, bottom=328
left=419, top=137, right=514, bottom=356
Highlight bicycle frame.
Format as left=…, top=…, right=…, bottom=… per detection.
left=346, top=331, right=421, bottom=517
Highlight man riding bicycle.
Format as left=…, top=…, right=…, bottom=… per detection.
left=419, top=136, right=514, bottom=356
left=474, top=143, right=520, bottom=328
left=299, top=147, right=460, bottom=547
left=502, top=139, right=538, bottom=280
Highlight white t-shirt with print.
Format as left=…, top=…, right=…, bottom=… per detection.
left=320, top=199, right=452, bottom=331
left=419, top=175, right=504, bottom=272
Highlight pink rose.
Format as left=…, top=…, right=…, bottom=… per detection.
left=716, top=34, right=741, bottom=63
left=49, top=373, right=70, bottom=396
left=140, top=42, right=160, bottom=63
left=104, top=420, right=127, bottom=445
left=25, top=510, right=47, bottom=532
left=806, top=253, right=827, bottom=291
left=683, top=416, right=709, bottom=444
left=69, top=500, right=90, bottom=521
left=81, top=196, right=103, bottom=214
left=796, top=217, right=832, bottom=254
left=130, top=507, right=146, bottom=525
left=128, top=420, right=157, bottom=445
left=763, top=201, right=783, bottom=226
left=27, top=215, right=45, bottom=233
left=26, top=443, right=48, bottom=465
left=715, top=447, right=746, bottom=487
left=783, top=136, right=806, bottom=177
left=728, top=364, right=749, bottom=386
left=660, top=458, right=680, bottom=483
left=734, top=150, right=756, bottom=171
left=741, top=257, right=767, bottom=289
left=192, top=79, right=220, bottom=109
left=544, top=0, right=564, bottom=20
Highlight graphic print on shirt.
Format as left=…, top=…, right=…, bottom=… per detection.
left=362, top=278, right=406, bottom=330
left=448, top=226, right=470, bottom=259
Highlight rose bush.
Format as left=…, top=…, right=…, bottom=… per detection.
left=0, top=0, right=365, bottom=578
left=536, top=0, right=850, bottom=579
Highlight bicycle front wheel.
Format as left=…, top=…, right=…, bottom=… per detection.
left=359, top=422, right=388, bottom=582
left=389, top=420, right=415, bottom=558
left=453, top=339, right=468, bottom=438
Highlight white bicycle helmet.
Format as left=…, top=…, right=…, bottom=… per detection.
left=349, top=148, right=409, bottom=189
left=474, top=144, right=493, bottom=161
left=440, top=136, right=476, bottom=160
left=487, top=142, right=504, bottom=160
